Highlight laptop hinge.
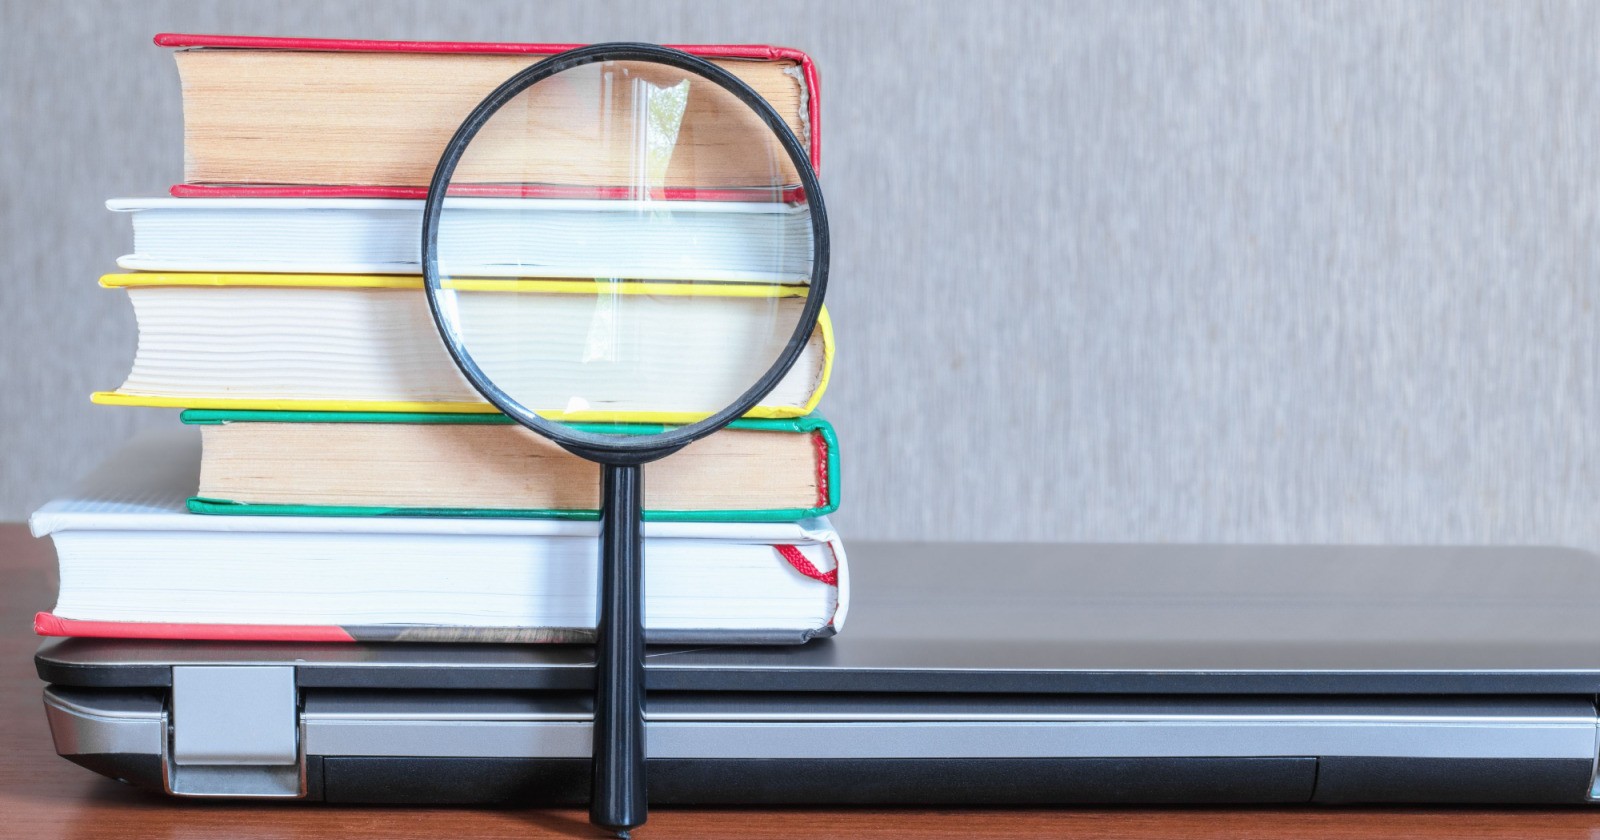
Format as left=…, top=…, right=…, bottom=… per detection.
left=164, top=666, right=305, bottom=798
left=1590, top=700, right=1600, bottom=802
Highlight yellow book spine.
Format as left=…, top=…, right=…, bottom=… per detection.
left=90, top=392, right=816, bottom=423
left=800, top=307, right=835, bottom=416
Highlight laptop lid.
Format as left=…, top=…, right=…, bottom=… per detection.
left=37, top=541, right=1600, bottom=694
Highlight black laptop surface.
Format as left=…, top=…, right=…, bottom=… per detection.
left=37, top=541, right=1600, bottom=804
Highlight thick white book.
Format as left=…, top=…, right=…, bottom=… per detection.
left=109, top=197, right=814, bottom=282
left=94, top=276, right=832, bottom=420
left=30, top=428, right=848, bottom=645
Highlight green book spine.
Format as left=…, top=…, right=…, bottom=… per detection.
left=181, top=410, right=840, bottom=523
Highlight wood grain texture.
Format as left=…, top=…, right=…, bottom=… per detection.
left=8, top=522, right=1600, bottom=838
left=5, top=1, right=1600, bottom=550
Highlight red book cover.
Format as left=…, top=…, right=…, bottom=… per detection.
left=156, top=33, right=822, bottom=200
left=35, top=613, right=358, bottom=643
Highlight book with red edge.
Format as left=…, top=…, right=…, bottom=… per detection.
left=156, top=33, right=821, bottom=199
left=30, top=428, right=848, bottom=645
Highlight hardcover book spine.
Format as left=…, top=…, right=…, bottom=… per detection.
left=156, top=33, right=821, bottom=194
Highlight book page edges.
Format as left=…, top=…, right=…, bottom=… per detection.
left=153, top=34, right=821, bottom=170
left=89, top=293, right=833, bottom=420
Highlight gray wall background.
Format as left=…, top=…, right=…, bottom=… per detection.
left=2, top=1, right=1597, bottom=548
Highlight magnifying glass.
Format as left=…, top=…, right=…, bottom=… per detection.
left=421, top=43, right=828, bottom=835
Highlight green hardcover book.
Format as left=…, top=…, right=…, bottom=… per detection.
left=181, top=410, right=839, bottom=522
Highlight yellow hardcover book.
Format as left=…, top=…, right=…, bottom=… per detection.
left=95, top=273, right=833, bottom=423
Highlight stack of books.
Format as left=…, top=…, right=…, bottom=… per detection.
left=33, top=34, right=848, bottom=646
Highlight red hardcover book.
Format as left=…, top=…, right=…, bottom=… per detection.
left=155, top=33, right=821, bottom=200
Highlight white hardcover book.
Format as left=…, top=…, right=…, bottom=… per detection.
left=31, top=428, right=848, bottom=644
left=109, top=197, right=814, bottom=282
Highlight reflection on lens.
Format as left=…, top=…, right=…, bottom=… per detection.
left=443, top=61, right=802, bottom=191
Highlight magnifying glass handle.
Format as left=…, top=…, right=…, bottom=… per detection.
left=592, top=462, right=648, bottom=836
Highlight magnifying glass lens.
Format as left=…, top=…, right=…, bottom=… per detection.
left=432, top=58, right=814, bottom=434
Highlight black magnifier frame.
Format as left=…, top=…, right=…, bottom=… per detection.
left=421, top=41, right=830, bottom=465
left=419, top=42, right=829, bottom=837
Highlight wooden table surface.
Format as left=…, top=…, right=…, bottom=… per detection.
left=7, top=523, right=1600, bottom=838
